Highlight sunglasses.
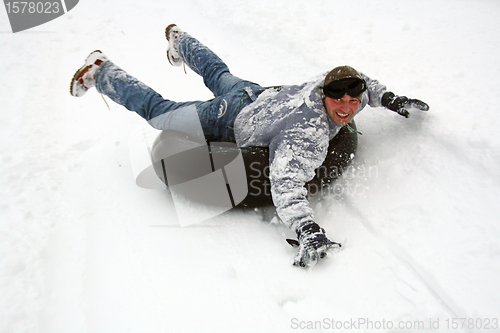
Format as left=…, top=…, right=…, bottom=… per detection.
left=323, top=77, right=367, bottom=100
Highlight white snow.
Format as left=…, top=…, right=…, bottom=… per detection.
left=1, top=0, right=500, bottom=332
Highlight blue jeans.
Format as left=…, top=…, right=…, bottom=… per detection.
left=95, top=33, right=265, bottom=142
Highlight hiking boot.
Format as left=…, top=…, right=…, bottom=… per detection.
left=70, top=50, right=108, bottom=97
left=165, top=24, right=183, bottom=67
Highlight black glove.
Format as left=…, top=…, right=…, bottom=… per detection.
left=381, top=92, right=429, bottom=118
left=292, top=221, right=340, bottom=267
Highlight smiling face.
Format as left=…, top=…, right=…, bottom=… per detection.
left=324, top=95, right=361, bottom=126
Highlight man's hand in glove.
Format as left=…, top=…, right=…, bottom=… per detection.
left=381, top=92, right=429, bottom=118
left=293, top=221, right=340, bottom=268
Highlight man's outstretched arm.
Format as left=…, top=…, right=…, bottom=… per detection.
left=268, top=127, right=340, bottom=267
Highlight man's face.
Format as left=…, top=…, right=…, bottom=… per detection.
left=324, top=95, right=360, bottom=126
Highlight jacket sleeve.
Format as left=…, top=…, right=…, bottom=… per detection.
left=360, top=72, right=388, bottom=108
left=268, top=125, right=329, bottom=232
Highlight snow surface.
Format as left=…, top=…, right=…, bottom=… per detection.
left=1, top=0, right=500, bottom=332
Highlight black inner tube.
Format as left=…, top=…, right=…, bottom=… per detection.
left=151, top=121, right=358, bottom=208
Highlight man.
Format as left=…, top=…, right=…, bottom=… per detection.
left=70, top=24, right=429, bottom=267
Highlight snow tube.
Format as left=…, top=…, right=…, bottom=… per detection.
left=150, top=121, right=358, bottom=208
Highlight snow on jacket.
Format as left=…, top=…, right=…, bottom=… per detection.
left=234, top=72, right=387, bottom=232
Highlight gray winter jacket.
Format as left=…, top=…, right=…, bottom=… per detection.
left=234, top=72, right=387, bottom=232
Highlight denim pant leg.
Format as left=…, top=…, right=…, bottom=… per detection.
left=95, top=61, right=205, bottom=140
left=195, top=83, right=265, bottom=142
left=177, top=33, right=262, bottom=98
left=177, top=33, right=265, bottom=141
left=95, top=37, right=265, bottom=142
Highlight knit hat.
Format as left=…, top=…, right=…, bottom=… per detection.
left=323, top=66, right=365, bottom=101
